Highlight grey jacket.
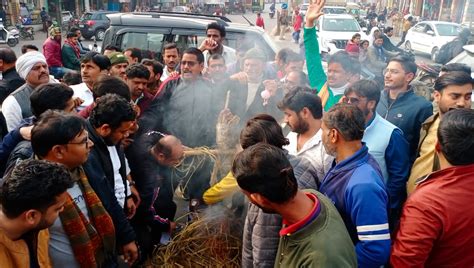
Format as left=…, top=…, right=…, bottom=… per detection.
left=241, top=151, right=319, bottom=268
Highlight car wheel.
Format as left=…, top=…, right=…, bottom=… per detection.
left=95, top=29, right=105, bottom=41
left=431, top=47, right=439, bottom=62
left=404, top=41, right=412, bottom=51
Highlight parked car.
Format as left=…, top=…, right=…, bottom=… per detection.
left=78, top=11, right=117, bottom=41
left=316, top=14, right=367, bottom=55
left=404, top=21, right=461, bottom=61
left=62, top=11, right=73, bottom=24
left=172, top=6, right=190, bottom=13
left=102, top=12, right=278, bottom=62
left=300, top=3, right=309, bottom=16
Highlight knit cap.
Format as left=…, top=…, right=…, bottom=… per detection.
left=243, top=48, right=267, bottom=62
left=107, top=52, right=128, bottom=66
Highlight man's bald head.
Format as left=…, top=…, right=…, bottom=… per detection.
left=151, top=134, right=184, bottom=167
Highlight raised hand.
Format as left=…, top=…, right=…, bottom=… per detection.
left=305, top=0, right=325, bottom=28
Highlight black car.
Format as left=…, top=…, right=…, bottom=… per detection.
left=79, top=11, right=117, bottom=41
left=102, top=12, right=277, bottom=62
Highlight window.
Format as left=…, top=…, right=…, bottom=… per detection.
left=322, top=18, right=360, bottom=32
left=120, top=32, right=167, bottom=60
left=436, top=24, right=461, bottom=36
left=413, top=23, right=426, bottom=33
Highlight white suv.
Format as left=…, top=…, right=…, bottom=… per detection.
left=316, top=14, right=367, bottom=55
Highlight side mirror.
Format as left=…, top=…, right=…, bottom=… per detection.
left=426, top=30, right=434, bottom=35
left=361, top=27, right=367, bottom=32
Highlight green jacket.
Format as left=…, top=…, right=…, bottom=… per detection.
left=61, top=44, right=80, bottom=71
left=304, top=26, right=343, bottom=111
left=274, top=190, right=357, bottom=268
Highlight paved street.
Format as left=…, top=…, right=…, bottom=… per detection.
left=1, top=9, right=434, bottom=66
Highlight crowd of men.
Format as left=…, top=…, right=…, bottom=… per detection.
left=0, top=0, right=473, bottom=267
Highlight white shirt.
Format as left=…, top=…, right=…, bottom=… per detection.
left=284, top=129, right=334, bottom=183
left=246, top=82, right=260, bottom=109
left=203, top=45, right=237, bottom=67
left=2, top=95, right=22, bottom=132
left=107, top=146, right=130, bottom=208
left=160, top=67, right=173, bottom=82
left=49, top=183, right=87, bottom=268
left=71, top=82, right=93, bottom=111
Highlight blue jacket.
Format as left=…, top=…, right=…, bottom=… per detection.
left=363, top=114, right=410, bottom=226
left=320, top=145, right=390, bottom=267
left=376, top=88, right=433, bottom=162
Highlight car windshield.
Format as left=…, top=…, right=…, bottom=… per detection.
left=436, top=24, right=461, bottom=36
left=322, top=18, right=360, bottom=31
left=323, top=8, right=346, bottom=14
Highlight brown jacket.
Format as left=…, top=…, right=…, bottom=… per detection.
left=416, top=112, right=440, bottom=172
left=0, top=228, right=52, bottom=268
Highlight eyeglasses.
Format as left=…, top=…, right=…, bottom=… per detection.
left=343, top=96, right=364, bottom=105
left=180, top=61, right=198, bottom=67
left=67, top=132, right=90, bottom=149
left=383, top=69, right=405, bottom=75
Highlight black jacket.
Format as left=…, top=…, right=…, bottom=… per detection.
left=382, top=34, right=402, bottom=53
left=139, top=76, right=219, bottom=147
left=376, top=88, right=433, bottom=162
left=83, top=121, right=136, bottom=246
left=0, top=67, right=25, bottom=104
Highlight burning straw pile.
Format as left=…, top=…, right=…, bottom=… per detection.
left=150, top=208, right=243, bottom=267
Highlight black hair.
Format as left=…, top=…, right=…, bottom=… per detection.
left=66, top=31, right=77, bottom=39
left=207, top=53, right=225, bottom=65
left=92, top=75, right=131, bottom=101
left=345, top=79, right=382, bottom=107
left=124, top=47, right=143, bottom=62
left=21, top=44, right=39, bottom=54
left=183, top=47, right=204, bottom=64
left=104, top=45, right=122, bottom=52
left=163, top=43, right=180, bottom=54
left=240, top=114, right=290, bottom=149
left=232, top=143, right=297, bottom=204
left=328, top=50, right=359, bottom=75
left=323, top=103, right=365, bottom=141
left=0, top=48, right=17, bottom=64
left=388, top=55, right=417, bottom=76
left=30, top=83, right=74, bottom=117
left=351, top=33, right=361, bottom=41
left=384, top=26, right=394, bottom=34
left=0, top=159, right=74, bottom=218
left=278, top=89, right=323, bottom=119
left=286, top=51, right=304, bottom=63
left=31, top=111, right=87, bottom=158
left=359, top=40, right=369, bottom=48
left=434, top=71, right=473, bottom=93
left=276, top=48, right=293, bottom=65
left=62, top=70, right=82, bottom=86
left=142, top=59, right=164, bottom=76
left=89, top=94, right=136, bottom=130
left=81, top=51, right=111, bottom=71
left=437, top=109, right=474, bottom=165
left=125, top=63, right=151, bottom=80
left=287, top=70, right=309, bottom=87
left=440, top=63, right=471, bottom=75
left=206, top=22, right=226, bottom=38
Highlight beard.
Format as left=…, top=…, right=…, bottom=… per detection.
left=290, top=115, right=310, bottom=134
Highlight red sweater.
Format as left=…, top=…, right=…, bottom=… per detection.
left=391, top=164, right=474, bottom=267
left=256, top=17, right=264, bottom=29
left=345, top=41, right=360, bottom=54
left=43, top=38, right=62, bottom=67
